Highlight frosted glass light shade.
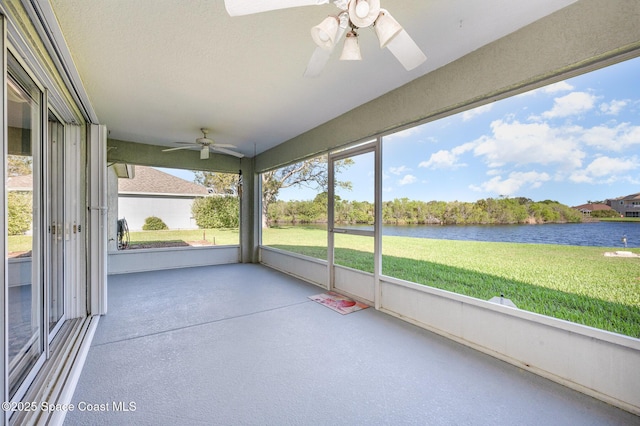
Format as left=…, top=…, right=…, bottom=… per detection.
left=374, top=10, right=402, bottom=48
left=355, top=0, right=370, bottom=18
left=200, top=146, right=209, bottom=160
left=311, top=16, right=339, bottom=50
left=339, top=31, right=362, bottom=61
left=348, top=0, right=380, bottom=27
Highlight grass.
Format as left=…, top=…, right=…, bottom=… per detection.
left=127, top=228, right=239, bottom=246
left=599, top=217, right=640, bottom=222
left=7, top=228, right=240, bottom=254
left=262, top=226, right=640, bottom=338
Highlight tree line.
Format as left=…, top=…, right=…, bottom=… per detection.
left=267, top=195, right=584, bottom=226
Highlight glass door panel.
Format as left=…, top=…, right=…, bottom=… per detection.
left=329, top=143, right=377, bottom=303
left=6, top=64, right=44, bottom=398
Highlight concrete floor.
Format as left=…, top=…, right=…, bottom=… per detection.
left=65, top=264, right=639, bottom=425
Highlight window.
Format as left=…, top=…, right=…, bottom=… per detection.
left=116, top=166, right=239, bottom=249
left=260, top=155, right=329, bottom=260
left=380, top=56, right=640, bottom=338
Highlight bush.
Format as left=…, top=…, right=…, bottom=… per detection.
left=192, top=196, right=239, bottom=228
left=7, top=192, right=32, bottom=235
left=142, top=216, right=168, bottom=230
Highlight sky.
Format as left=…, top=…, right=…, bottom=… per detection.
left=165, top=56, right=640, bottom=207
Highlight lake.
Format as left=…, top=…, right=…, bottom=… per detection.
left=298, top=222, right=640, bottom=248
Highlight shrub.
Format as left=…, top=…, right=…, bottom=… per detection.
left=191, top=196, right=239, bottom=228
left=142, top=216, right=168, bottom=230
left=7, top=192, right=32, bottom=235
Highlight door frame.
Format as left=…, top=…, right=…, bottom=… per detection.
left=327, top=138, right=382, bottom=308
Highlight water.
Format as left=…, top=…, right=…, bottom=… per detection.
left=298, top=222, right=640, bottom=248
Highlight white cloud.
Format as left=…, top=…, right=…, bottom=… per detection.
left=535, top=91, right=597, bottom=120
left=599, top=99, right=628, bottom=115
left=580, top=122, right=640, bottom=152
left=542, top=81, right=575, bottom=94
left=419, top=142, right=475, bottom=170
left=389, top=165, right=411, bottom=175
left=473, top=119, right=585, bottom=170
left=569, top=156, right=638, bottom=183
left=398, top=174, right=417, bottom=186
left=518, top=81, right=574, bottom=97
left=419, top=150, right=458, bottom=169
left=462, top=103, right=493, bottom=121
left=385, top=127, right=421, bottom=141
left=470, top=171, right=551, bottom=196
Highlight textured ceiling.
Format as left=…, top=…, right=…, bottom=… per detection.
left=49, top=0, right=576, bottom=157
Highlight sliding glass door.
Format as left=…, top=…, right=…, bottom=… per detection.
left=6, top=54, right=45, bottom=399
left=5, top=52, right=69, bottom=405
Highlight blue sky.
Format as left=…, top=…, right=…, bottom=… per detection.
left=377, top=57, right=640, bottom=206
left=166, top=56, right=639, bottom=207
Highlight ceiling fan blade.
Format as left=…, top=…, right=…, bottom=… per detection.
left=162, top=146, right=197, bottom=152
left=211, top=146, right=245, bottom=158
left=386, top=29, right=427, bottom=71
left=303, top=47, right=332, bottom=78
left=211, top=143, right=237, bottom=149
left=303, top=26, right=347, bottom=78
left=224, top=0, right=330, bottom=17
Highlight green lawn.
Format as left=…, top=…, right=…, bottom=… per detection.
left=262, top=226, right=640, bottom=338
left=127, top=228, right=239, bottom=247
left=7, top=228, right=240, bottom=253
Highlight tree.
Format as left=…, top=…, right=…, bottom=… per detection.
left=8, top=192, right=32, bottom=235
left=261, top=157, right=353, bottom=227
left=8, top=155, right=32, bottom=177
left=194, top=171, right=240, bottom=195
left=192, top=195, right=239, bottom=228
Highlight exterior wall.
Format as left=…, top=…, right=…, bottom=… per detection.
left=118, top=194, right=200, bottom=230
left=610, top=199, right=640, bottom=217
left=108, top=246, right=239, bottom=274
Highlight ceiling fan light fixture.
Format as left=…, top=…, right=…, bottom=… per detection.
left=374, top=9, right=403, bottom=48
left=348, top=0, right=380, bottom=28
left=355, top=0, right=370, bottom=19
left=311, top=16, right=340, bottom=50
left=339, top=31, right=362, bottom=61
left=200, top=146, right=210, bottom=160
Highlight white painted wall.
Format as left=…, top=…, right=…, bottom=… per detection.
left=118, top=195, right=200, bottom=231
left=108, top=246, right=240, bottom=275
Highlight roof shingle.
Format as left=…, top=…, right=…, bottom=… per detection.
left=118, top=166, right=209, bottom=195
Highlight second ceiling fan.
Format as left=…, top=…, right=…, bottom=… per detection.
left=162, top=128, right=244, bottom=159
left=224, top=0, right=427, bottom=77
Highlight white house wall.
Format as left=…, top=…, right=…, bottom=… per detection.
left=118, top=195, right=199, bottom=231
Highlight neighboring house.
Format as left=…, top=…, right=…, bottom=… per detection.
left=606, top=193, right=640, bottom=217
left=572, top=203, right=613, bottom=217
left=118, top=166, right=209, bottom=230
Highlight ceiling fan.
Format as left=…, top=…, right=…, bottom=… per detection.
left=162, top=128, right=244, bottom=159
left=223, top=0, right=427, bottom=77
